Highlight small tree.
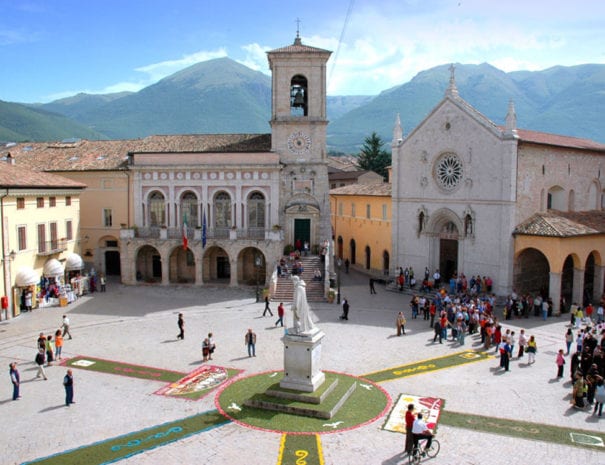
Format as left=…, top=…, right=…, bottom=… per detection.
left=357, top=132, right=391, bottom=180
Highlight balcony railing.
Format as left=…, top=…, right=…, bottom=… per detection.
left=37, top=238, right=68, bottom=256
left=133, top=227, right=281, bottom=241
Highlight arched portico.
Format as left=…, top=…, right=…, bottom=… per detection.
left=203, top=246, right=231, bottom=284
left=169, top=246, right=196, bottom=284
left=237, top=247, right=266, bottom=286
left=136, top=245, right=162, bottom=283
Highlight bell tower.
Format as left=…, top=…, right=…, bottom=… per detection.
left=267, top=35, right=332, bottom=252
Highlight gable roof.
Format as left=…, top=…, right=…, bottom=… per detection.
left=513, top=210, right=605, bottom=237
left=0, top=161, right=86, bottom=189
left=268, top=37, right=332, bottom=55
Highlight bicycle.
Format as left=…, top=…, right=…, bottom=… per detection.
left=408, top=437, right=440, bottom=464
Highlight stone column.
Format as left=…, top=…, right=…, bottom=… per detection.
left=593, top=265, right=605, bottom=303
left=572, top=267, right=584, bottom=306
left=230, top=258, right=238, bottom=287
left=161, top=253, right=170, bottom=286
left=195, top=257, right=204, bottom=286
left=549, top=271, right=562, bottom=315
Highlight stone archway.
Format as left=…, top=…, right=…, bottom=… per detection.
left=203, top=246, right=231, bottom=282
left=237, top=247, right=266, bottom=286
left=169, top=246, right=195, bottom=284
left=136, top=245, right=162, bottom=283
left=513, top=248, right=550, bottom=297
left=426, top=209, right=463, bottom=282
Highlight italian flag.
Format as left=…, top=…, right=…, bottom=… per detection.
left=182, top=213, right=188, bottom=250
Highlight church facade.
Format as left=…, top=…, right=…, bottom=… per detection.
left=391, top=69, right=605, bottom=312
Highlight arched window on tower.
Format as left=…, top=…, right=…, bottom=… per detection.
left=290, top=74, right=308, bottom=116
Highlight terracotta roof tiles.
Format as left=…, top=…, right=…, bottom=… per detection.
left=330, top=182, right=391, bottom=196
left=513, top=210, right=605, bottom=237
left=0, top=161, right=86, bottom=189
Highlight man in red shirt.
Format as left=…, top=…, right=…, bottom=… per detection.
left=275, top=302, right=285, bottom=327
left=405, top=403, right=415, bottom=454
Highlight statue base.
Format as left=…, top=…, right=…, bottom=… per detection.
left=280, top=328, right=325, bottom=392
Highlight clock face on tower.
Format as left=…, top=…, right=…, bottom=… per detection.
left=287, top=131, right=312, bottom=155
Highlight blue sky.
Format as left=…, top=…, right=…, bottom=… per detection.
left=1, top=0, right=604, bottom=103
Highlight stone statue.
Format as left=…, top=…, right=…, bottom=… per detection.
left=290, top=275, right=316, bottom=335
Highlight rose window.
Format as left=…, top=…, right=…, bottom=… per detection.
left=435, top=153, right=463, bottom=190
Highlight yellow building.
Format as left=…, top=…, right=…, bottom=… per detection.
left=330, top=182, right=391, bottom=274
left=0, top=158, right=85, bottom=319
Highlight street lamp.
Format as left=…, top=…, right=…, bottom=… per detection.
left=336, top=257, right=342, bottom=304
left=255, top=254, right=262, bottom=303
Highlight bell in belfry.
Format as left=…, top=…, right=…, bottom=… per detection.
left=292, top=88, right=305, bottom=107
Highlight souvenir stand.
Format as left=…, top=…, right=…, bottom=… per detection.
left=14, top=266, right=39, bottom=316
left=42, top=259, right=65, bottom=307
left=65, top=253, right=84, bottom=302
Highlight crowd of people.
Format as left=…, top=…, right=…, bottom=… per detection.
left=9, top=314, right=75, bottom=406
left=566, top=319, right=605, bottom=416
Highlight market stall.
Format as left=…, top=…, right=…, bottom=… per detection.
left=14, top=266, right=39, bottom=316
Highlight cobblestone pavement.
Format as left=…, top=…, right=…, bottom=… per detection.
left=1, top=271, right=603, bottom=465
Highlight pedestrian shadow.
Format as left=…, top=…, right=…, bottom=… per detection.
left=381, top=451, right=406, bottom=465
left=0, top=399, right=15, bottom=405
left=230, top=356, right=254, bottom=362
left=39, top=405, right=67, bottom=413
left=548, top=377, right=562, bottom=384
left=161, top=339, right=179, bottom=343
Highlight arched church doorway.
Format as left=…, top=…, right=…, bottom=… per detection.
left=365, top=246, right=371, bottom=270
left=350, top=239, right=356, bottom=265
left=439, top=221, right=459, bottom=281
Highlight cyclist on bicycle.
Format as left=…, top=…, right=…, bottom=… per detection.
left=411, top=412, right=434, bottom=454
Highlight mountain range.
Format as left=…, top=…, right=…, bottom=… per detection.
left=1, top=58, right=604, bottom=153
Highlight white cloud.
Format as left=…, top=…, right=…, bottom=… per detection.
left=135, top=49, right=229, bottom=82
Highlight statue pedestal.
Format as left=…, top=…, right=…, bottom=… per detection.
left=280, top=328, right=325, bottom=392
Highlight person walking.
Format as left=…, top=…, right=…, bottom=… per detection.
left=62, top=315, right=72, bottom=339
left=202, top=337, right=210, bottom=362
left=565, top=328, right=574, bottom=355
left=54, top=329, right=64, bottom=360
left=527, top=335, right=537, bottom=364
left=433, top=321, right=442, bottom=344
left=344, top=258, right=350, bottom=273
left=45, top=335, right=55, bottom=366
left=63, top=369, right=75, bottom=406
left=176, top=313, right=184, bottom=340
left=594, top=378, right=605, bottom=417
left=340, top=298, right=349, bottom=320
left=275, top=302, right=285, bottom=327
left=396, top=311, right=407, bottom=336
left=35, top=349, right=47, bottom=380
left=100, top=274, right=106, bottom=292
left=556, top=349, right=566, bottom=378
left=517, top=329, right=527, bottom=358
left=369, top=278, right=377, bottom=294
left=262, top=296, right=273, bottom=317
left=207, top=332, right=216, bottom=360
left=10, top=362, right=20, bottom=400
left=245, top=328, right=257, bottom=357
